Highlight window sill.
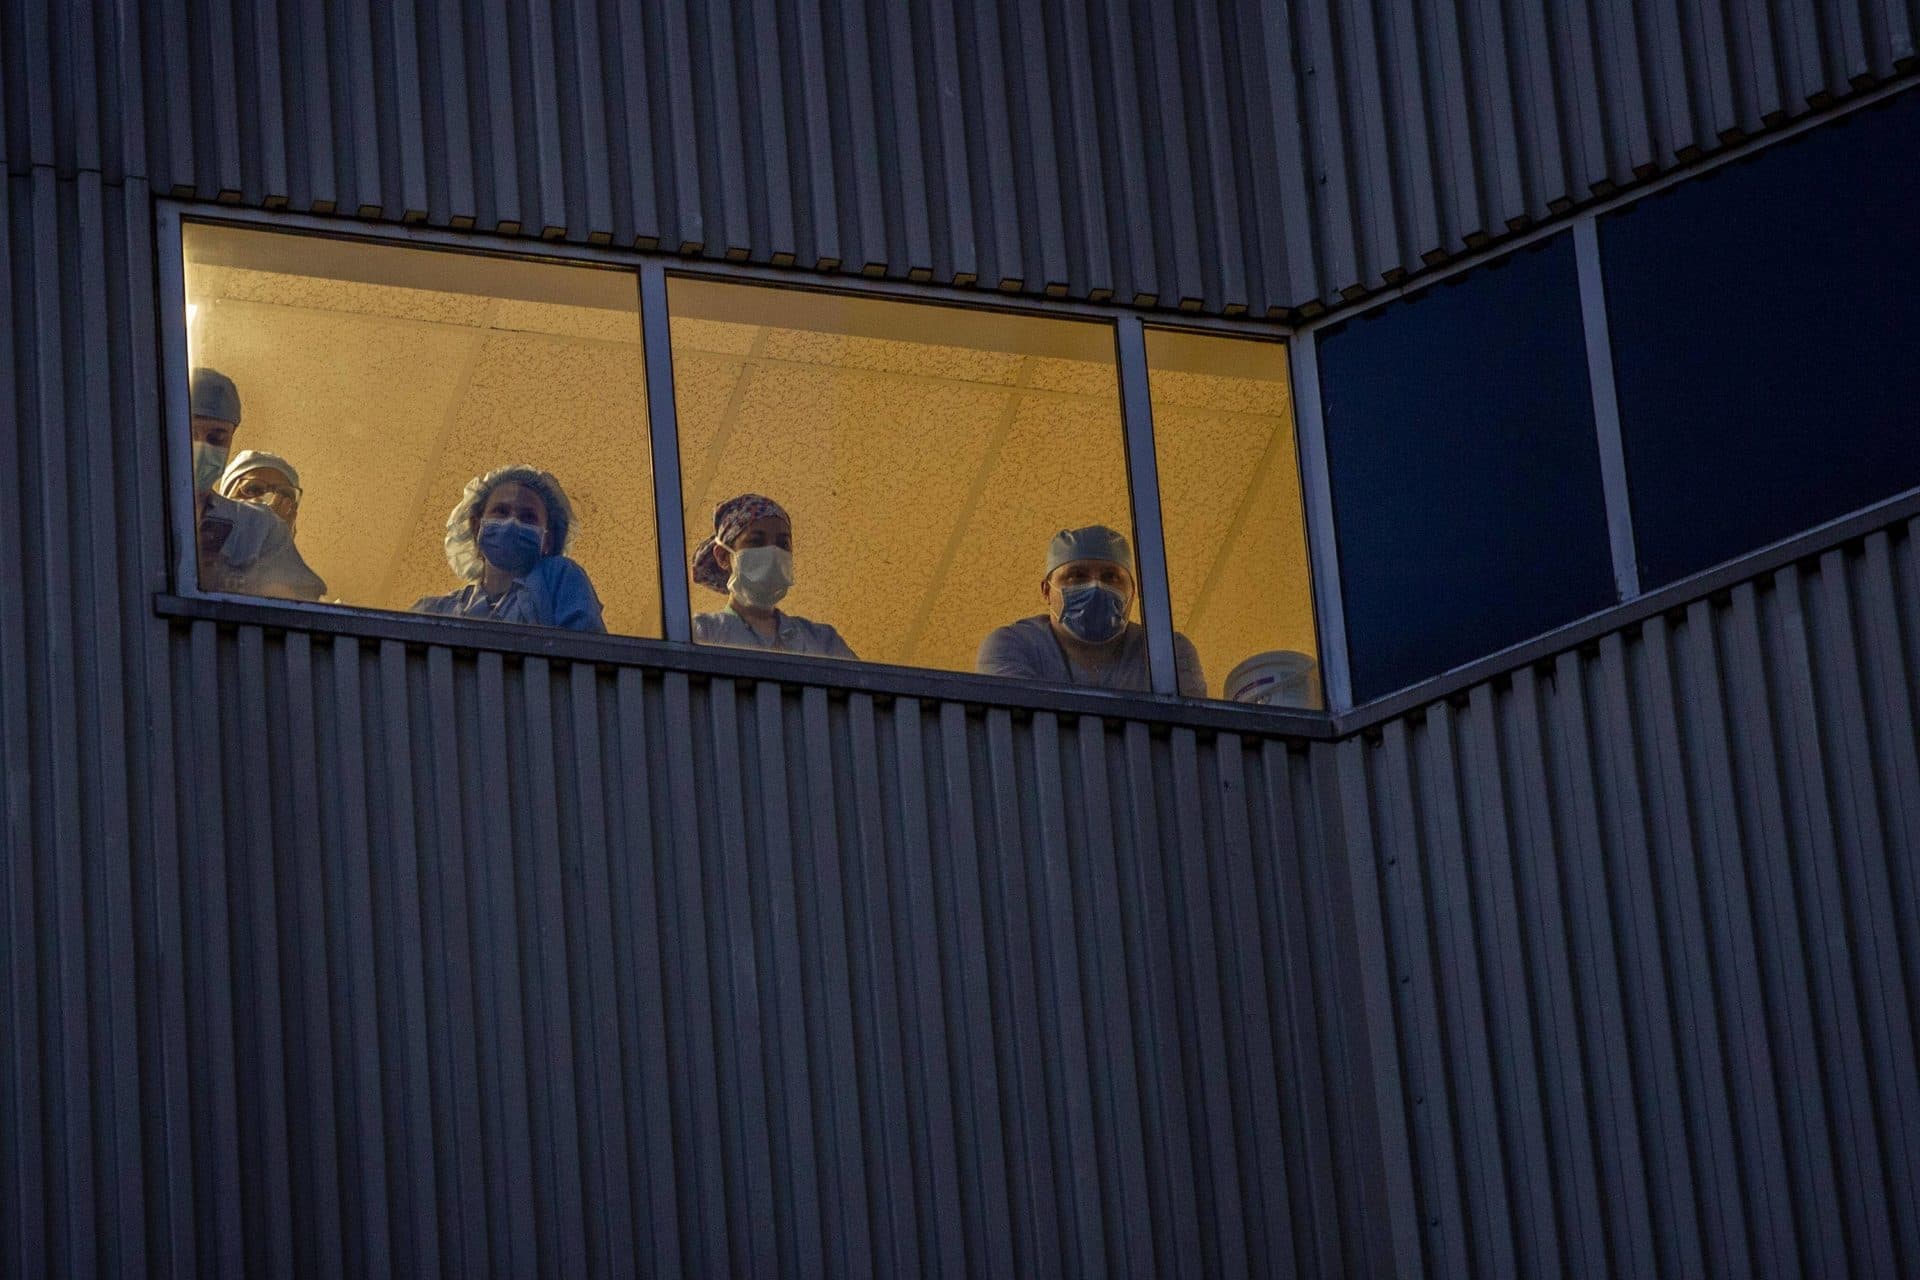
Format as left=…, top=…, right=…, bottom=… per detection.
left=153, top=592, right=1341, bottom=742
left=1334, top=481, right=1920, bottom=734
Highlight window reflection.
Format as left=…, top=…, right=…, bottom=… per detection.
left=1145, top=329, right=1322, bottom=708
left=667, top=279, right=1150, bottom=687
left=181, top=222, right=659, bottom=635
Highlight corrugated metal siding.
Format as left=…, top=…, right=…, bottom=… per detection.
left=3, top=0, right=1915, bottom=313
left=140, top=637, right=1402, bottom=1279
left=1340, top=515, right=1920, bottom=1279
left=0, top=167, right=1396, bottom=1277
left=7, top=7, right=1920, bottom=1277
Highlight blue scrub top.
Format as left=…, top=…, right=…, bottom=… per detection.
left=412, top=555, right=606, bottom=633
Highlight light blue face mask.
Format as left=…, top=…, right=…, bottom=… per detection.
left=192, top=441, right=230, bottom=495
left=1057, top=581, right=1128, bottom=643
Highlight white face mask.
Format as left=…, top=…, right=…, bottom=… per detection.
left=727, top=544, right=793, bottom=608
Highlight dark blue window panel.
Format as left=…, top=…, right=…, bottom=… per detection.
left=1320, top=234, right=1615, bottom=702
left=1603, top=87, right=1920, bottom=588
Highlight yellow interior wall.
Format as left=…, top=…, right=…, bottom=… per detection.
left=1147, top=330, right=1319, bottom=701
left=184, top=231, right=1317, bottom=697
left=670, top=289, right=1135, bottom=675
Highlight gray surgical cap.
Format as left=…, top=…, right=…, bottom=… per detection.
left=1046, top=524, right=1133, bottom=576
left=191, top=367, right=242, bottom=424
left=220, top=449, right=302, bottom=493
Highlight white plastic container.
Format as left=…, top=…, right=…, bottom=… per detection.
left=1223, top=650, right=1322, bottom=710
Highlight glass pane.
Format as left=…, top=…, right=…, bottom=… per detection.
left=1145, top=329, right=1321, bottom=709
left=1602, top=87, right=1920, bottom=588
left=668, top=279, right=1148, bottom=688
left=1318, top=235, right=1615, bottom=702
left=182, top=223, right=658, bottom=635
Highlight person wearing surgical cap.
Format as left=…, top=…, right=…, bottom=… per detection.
left=689, top=493, right=857, bottom=659
left=190, top=367, right=327, bottom=601
left=411, top=464, right=605, bottom=632
left=976, top=524, right=1205, bottom=695
left=218, top=449, right=306, bottom=534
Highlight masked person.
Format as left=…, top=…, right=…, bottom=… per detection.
left=689, top=493, right=857, bottom=659
left=190, top=367, right=327, bottom=601
left=412, top=464, right=605, bottom=632
left=218, top=449, right=306, bottom=535
left=976, top=524, right=1205, bottom=695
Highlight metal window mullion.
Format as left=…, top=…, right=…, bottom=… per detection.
left=640, top=262, right=692, bottom=642
left=157, top=206, right=200, bottom=595
left=1115, top=315, right=1179, bottom=696
left=1290, top=329, right=1355, bottom=712
left=1574, top=215, right=1641, bottom=601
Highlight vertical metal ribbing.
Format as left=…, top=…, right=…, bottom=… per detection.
left=1143, top=0, right=1205, bottom=307
left=563, top=0, right=614, bottom=242
left=1094, top=0, right=1157, bottom=303
left=1009, top=0, right=1071, bottom=294
left=834, top=0, right=888, bottom=273
left=638, top=261, right=692, bottom=643
left=790, top=0, right=841, bottom=269
left=700, top=0, right=752, bottom=258
left=1053, top=0, right=1115, bottom=300
left=747, top=0, right=797, bottom=264
left=1573, top=215, right=1641, bottom=600
left=1114, top=314, right=1179, bottom=696
left=386, top=0, right=429, bottom=221
left=960, top=0, right=1021, bottom=290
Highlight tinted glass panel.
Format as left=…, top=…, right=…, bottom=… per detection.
left=1146, top=330, right=1322, bottom=708
left=1319, top=235, right=1615, bottom=701
left=668, top=280, right=1150, bottom=688
left=1602, top=88, right=1920, bottom=587
left=182, top=223, right=658, bottom=634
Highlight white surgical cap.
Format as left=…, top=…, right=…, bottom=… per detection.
left=219, top=449, right=302, bottom=494
left=443, top=464, right=578, bottom=580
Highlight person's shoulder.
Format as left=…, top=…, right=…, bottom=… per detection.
left=691, top=609, right=731, bottom=641
left=412, top=588, right=465, bottom=615
left=977, top=614, right=1052, bottom=664
left=536, top=554, right=596, bottom=587
left=984, top=614, right=1052, bottom=642
left=1171, top=629, right=1202, bottom=661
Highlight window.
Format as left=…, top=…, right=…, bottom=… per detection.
left=181, top=222, right=659, bottom=635
left=174, top=216, right=1349, bottom=715
left=1145, top=329, right=1322, bottom=708
left=1318, top=235, right=1616, bottom=702
left=1601, top=87, right=1920, bottom=588
left=665, top=279, right=1157, bottom=690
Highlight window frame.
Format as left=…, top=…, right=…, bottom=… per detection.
left=153, top=78, right=1917, bottom=729
left=155, top=199, right=1340, bottom=722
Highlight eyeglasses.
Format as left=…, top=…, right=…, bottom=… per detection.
left=227, top=475, right=301, bottom=516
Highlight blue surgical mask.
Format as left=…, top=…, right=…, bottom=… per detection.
left=192, top=441, right=230, bottom=494
left=1057, top=582, right=1128, bottom=643
left=478, top=518, right=545, bottom=575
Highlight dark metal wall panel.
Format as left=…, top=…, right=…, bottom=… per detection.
left=3, top=1, right=1915, bottom=313
left=7, top=9, right=1920, bottom=1277
left=0, top=152, right=1401, bottom=1272
left=118, top=632, right=1392, bottom=1278
left=1345, top=512, right=1920, bottom=1279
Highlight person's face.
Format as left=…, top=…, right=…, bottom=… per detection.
left=477, top=481, right=551, bottom=553
left=192, top=414, right=237, bottom=451
left=1044, top=558, right=1135, bottom=623
left=222, top=466, right=300, bottom=528
left=713, top=514, right=792, bottom=572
